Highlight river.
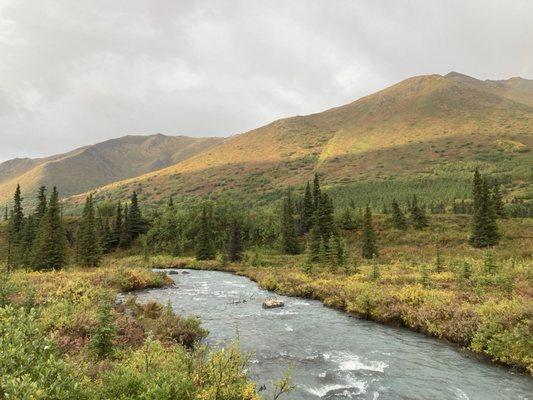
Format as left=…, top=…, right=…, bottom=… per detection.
left=135, top=269, right=532, bottom=400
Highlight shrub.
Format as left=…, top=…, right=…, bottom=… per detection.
left=0, top=306, right=84, bottom=399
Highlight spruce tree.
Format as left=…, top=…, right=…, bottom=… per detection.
left=11, top=184, right=24, bottom=236
left=307, top=226, right=321, bottom=263
left=281, top=188, right=300, bottom=254
left=390, top=199, right=407, bottom=230
left=472, top=169, right=483, bottom=214
left=2, top=205, right=7, bottom=221
left=228, top=218, right=243, bottom=262
left=32, top=187, right=67, bottom=270
left=340, top=208, right=356, bottom=230
left=196, top=204, right=215, bottom=260
left=361, top=206, right=378, bottom=259
left=409, top=195, right=428, bottom=229
left=300, top=182, right=314, bottom=233
left=491, top=184, right=505, bottom=218
left=315, top=192, right=335, bottom=242
left=469, top=173, right=500, bottom=248
left=128, top=191, right=145, bottom=239
left=77, top=195, right=101, bottom=267
left=312, top=173, right=321, bottom=211
left=35, top=186, right=48, bottom=222
left=7, top=184, right=24, bottom=268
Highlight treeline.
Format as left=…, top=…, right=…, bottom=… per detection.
left=3, top=186, right=147, bottom=270
left=1, top=171, right=508, bottom=270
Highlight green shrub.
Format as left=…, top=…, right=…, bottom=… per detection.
left=0, top=306, right=84, bottom=399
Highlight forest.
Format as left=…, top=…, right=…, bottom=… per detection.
left=0, top=170, right=531, bottom=399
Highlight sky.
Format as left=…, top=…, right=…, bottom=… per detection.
left=0, top=0, right=532, bottom=161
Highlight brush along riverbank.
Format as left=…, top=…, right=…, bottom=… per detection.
left=125, top=254, right=532, bottom=374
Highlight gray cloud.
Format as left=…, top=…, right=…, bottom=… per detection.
left=1, top=0, right=531, bottom=160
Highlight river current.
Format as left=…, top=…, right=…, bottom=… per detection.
left=135, top=269, right=532, bottom=400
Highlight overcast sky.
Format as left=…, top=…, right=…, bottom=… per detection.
left=0, top=0, right=532, bottom=161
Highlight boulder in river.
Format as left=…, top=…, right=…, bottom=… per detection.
left=167, top=270, right=180, bottom=275
left=182, top=271, right=190, bottom=275
left=262, top=297, right=284, bottom=309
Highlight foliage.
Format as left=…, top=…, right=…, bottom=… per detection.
left=280, top=188, right=299, bottom=255
left=0, top=306, right=84, bottom=399
left=77, top=194, right=102, bottom=267
left=32, top=187, right=68, bottom=270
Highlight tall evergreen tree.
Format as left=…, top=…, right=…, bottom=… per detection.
left=228, top=218, right=243, bottom=262
left=409, top=195, right=428, bottom=229
left=196, top=204, right=215, bottom=260
left=307, top=225, right=321, bottom=263
left=32, top=187, right=67, bottom=270
left=3, top=205, right=8, bottom=221
left=281, top=188, right=300, bottom=254
left=472, top=169, right=483, bottom=214
left=300, top=182, right=314, bottom=233
left=315, top=192, right=335, bottom=241
left=361, top=206, right=378, bottom=259
left=12, top=184, right=24, bottom=234
left=7, top=184, right=24, bottom=268
left=390, top=199, right=407, bottom=230
left=340, top=208, right=356, bottom=230
left=128, top=191, right=145, bottom=239
left=469, top=174, right=500, bottom=248
left=35, top=186, right=48, bottom=222
left=312, top=173, right=321, bottom=212
left=77, top=195, right=101, bottom=267
left=491, top=184, right=505, bottom=218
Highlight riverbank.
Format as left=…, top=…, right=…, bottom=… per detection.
left=0, top=264, right=266, bottom=399
left=121, top=254, right=533, bottom=374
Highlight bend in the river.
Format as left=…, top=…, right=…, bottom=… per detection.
left=135, top=269, right=533, bottom=400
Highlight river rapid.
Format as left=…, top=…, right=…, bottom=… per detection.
left=135, top=269, right=532, bottom=400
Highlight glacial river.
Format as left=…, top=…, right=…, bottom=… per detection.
left=136, top=269, right=532, bottom=400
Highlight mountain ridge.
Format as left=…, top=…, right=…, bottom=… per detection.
left=0, top=134, right=224, bottom=205
left=63, top=72, right=532, bottom=209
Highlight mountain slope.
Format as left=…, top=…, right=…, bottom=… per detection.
left=0, top=134, right=223, bottom=205
left=67, top=72, right=531, bottom=209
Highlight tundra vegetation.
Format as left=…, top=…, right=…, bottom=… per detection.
left=0, top=170, right=531, bottom=399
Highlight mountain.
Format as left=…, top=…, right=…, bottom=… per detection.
left=0, top=134, right=224, bottom=205
left=64, top=72, right=531, bottom=209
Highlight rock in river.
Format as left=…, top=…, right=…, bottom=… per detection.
left=262, top=297, right=284, bottom=309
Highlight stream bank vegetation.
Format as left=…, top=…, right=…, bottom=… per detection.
left=0, top=170, right=531, bottom=398
left=0, top=262, right=294, bottom=399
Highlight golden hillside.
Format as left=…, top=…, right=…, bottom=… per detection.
left=67, top=72, right=532, bottom=208
left=0, top=134, right=223, bottom=205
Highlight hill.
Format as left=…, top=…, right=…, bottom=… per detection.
left=0, top=134, right=223, bottom=206
left=66, top=72, right=532, bottom=210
